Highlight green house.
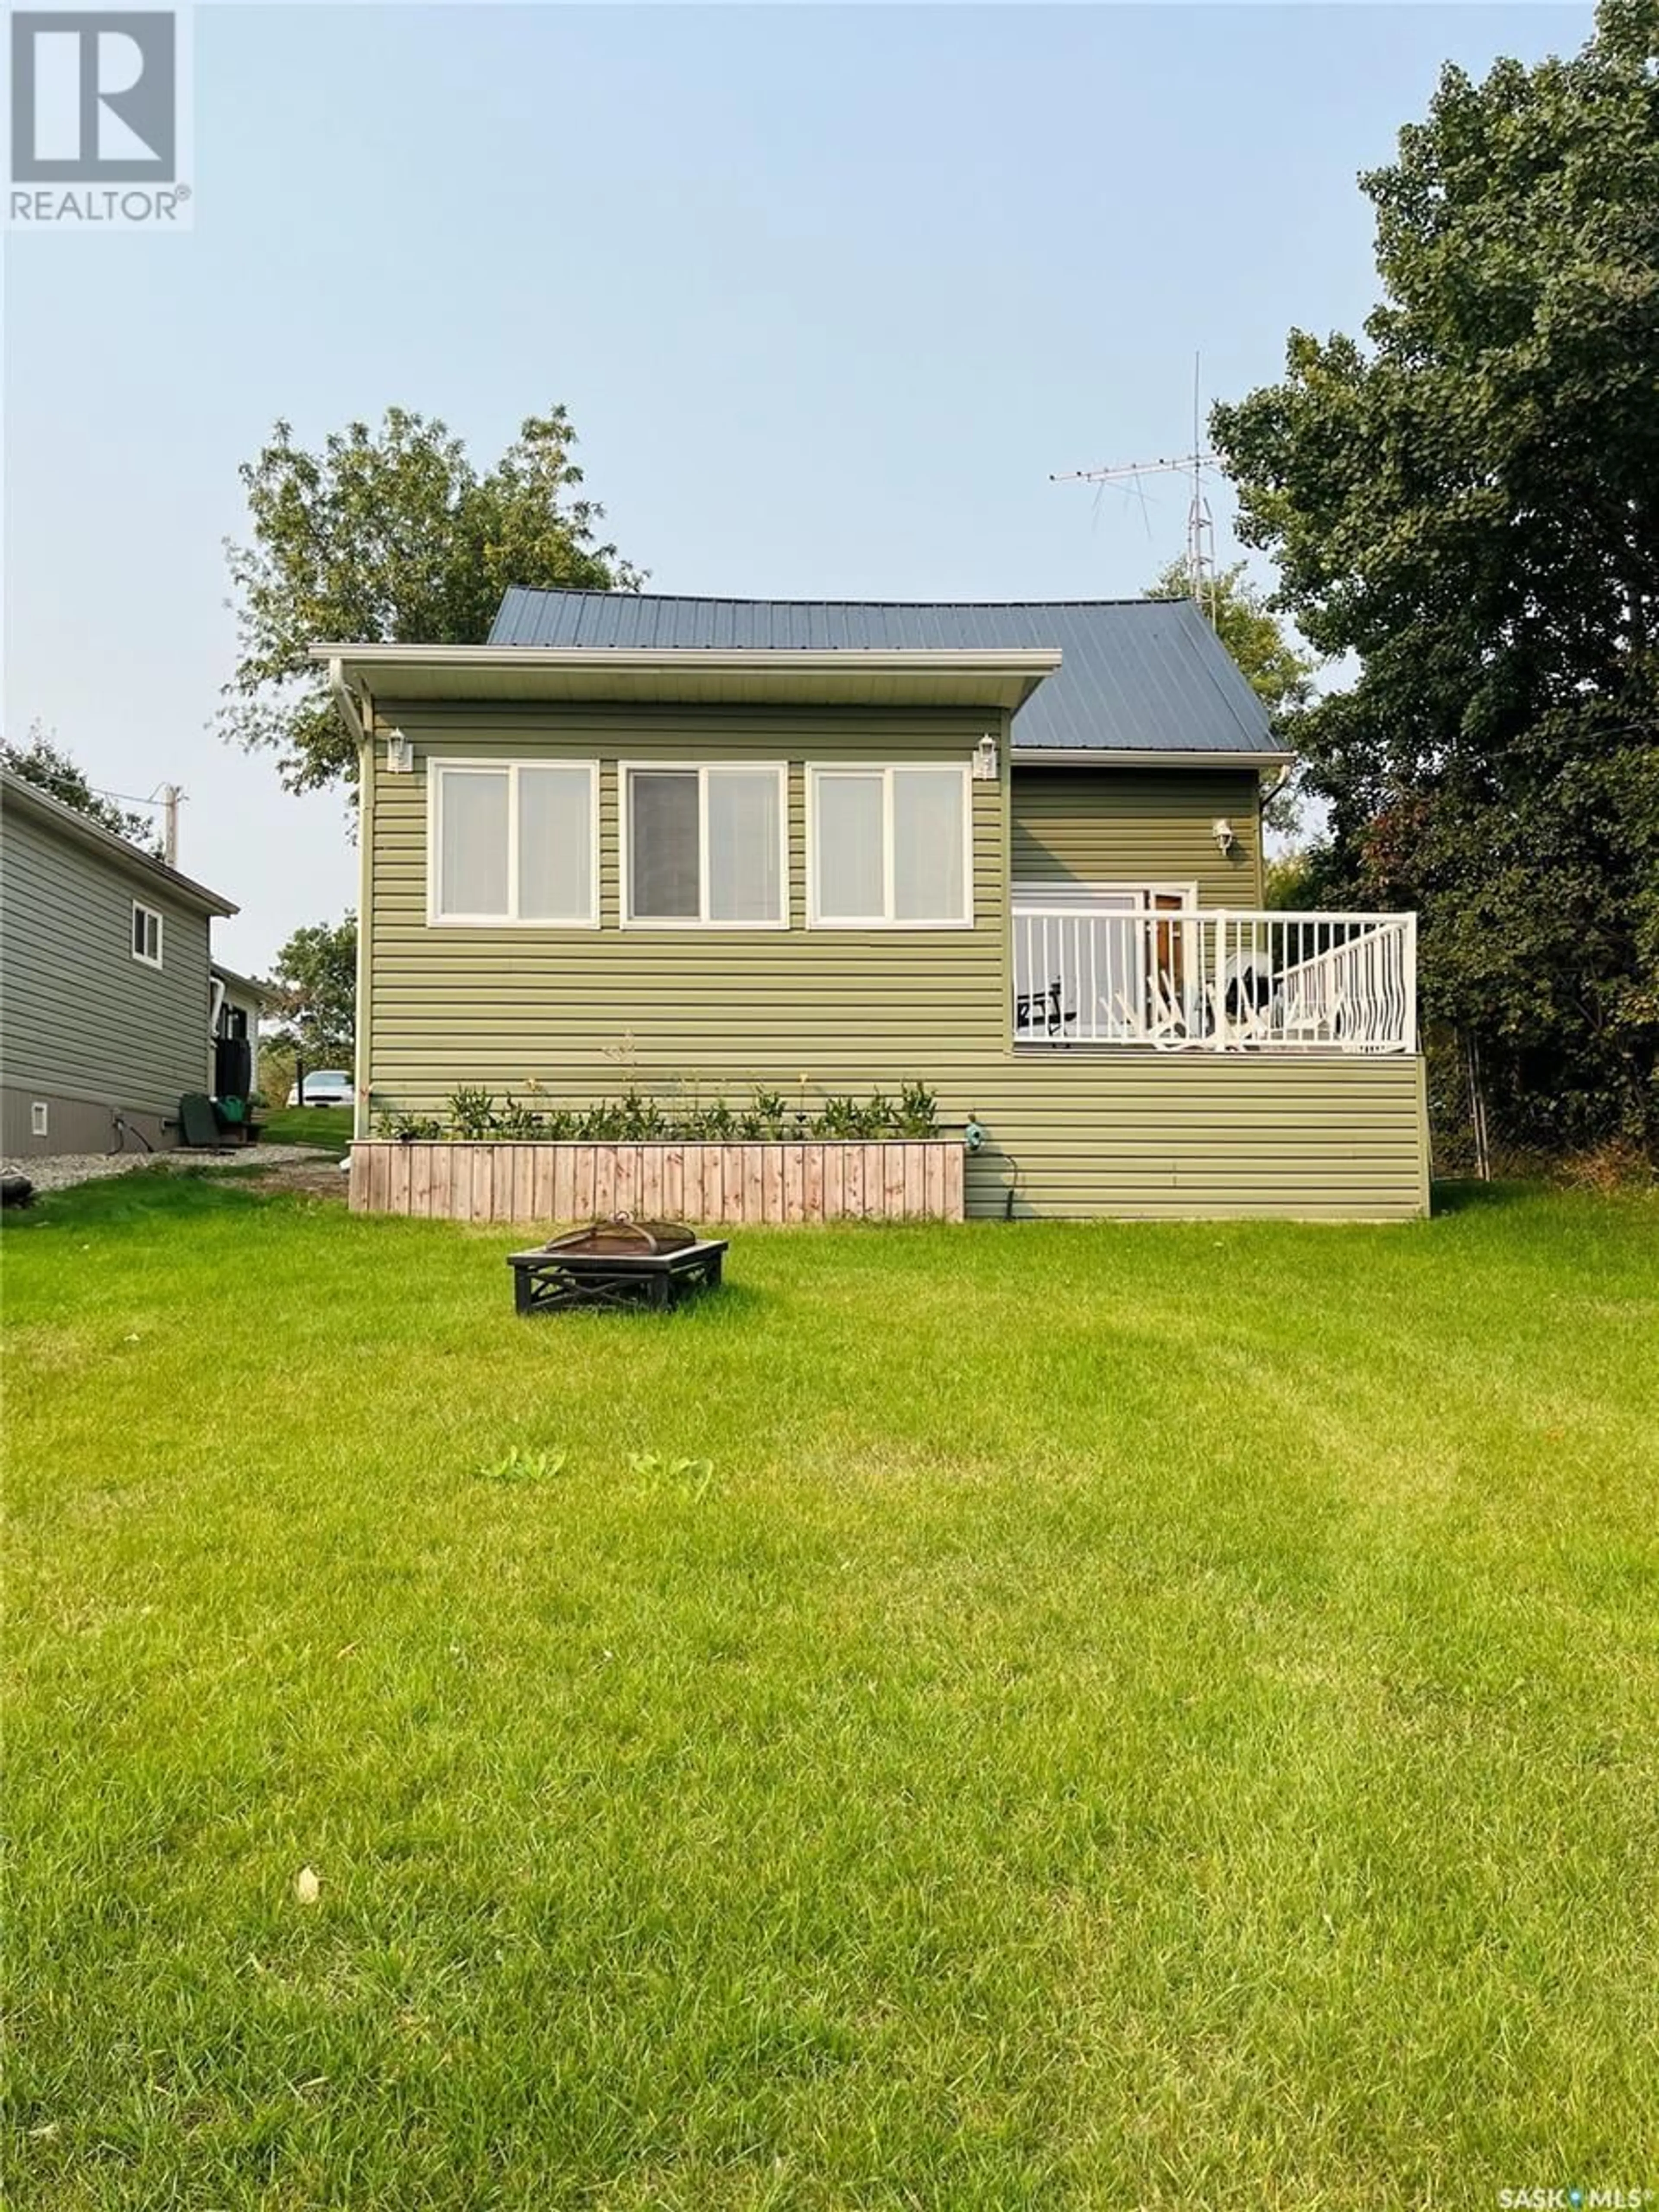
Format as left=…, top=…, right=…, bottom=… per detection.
left=319, top=591, right=1428, bottom=1220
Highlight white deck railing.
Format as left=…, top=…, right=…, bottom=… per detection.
left=1012, top=906, right=1418, bottom=1054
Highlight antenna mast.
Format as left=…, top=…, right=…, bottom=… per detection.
left=1050, top=353, right=1220, bottom=623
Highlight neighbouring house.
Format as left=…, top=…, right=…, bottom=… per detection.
left=318, top=591, right=1428, bottom=1220
left=210, top=962, right=270, bottom=1107
left=0, top=767, right=242, bottom=1156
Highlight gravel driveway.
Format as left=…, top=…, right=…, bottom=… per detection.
left=2, top=1146, right=344, bottom=1195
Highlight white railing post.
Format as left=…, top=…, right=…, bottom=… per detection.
left=1404, top=911, right=1419, bottom=1052
left=1214, top=912, right=1228, bottom=1051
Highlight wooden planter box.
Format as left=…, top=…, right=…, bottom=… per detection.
left=348, top=1139, right=965, bottom=1226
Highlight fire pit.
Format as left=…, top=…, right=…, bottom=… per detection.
left=506, top=1214, right=728, bottom=1315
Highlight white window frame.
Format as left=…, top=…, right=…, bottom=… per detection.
left=1011, top=880, right=1199, bottom=913
left=426, top=759, right=600, bottom=929
left=806, top=763, right=974, bottom=930
left=619, top=761, right=790, bottom=931
left=131, top=901, right=163, bottom=968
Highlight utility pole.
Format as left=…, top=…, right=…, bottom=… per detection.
left=1050, top=355, right=1220, bottom=623
left=156, top=783, right=184, bottom=868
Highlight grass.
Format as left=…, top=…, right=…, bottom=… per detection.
left=257, top=1104, right=353, bottom=1155
left=4, top=1175, right=1657, bottom=2209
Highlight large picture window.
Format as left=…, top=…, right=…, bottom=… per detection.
left=429, top=761, right=597, bottom=926
left=808, top=765, right=971, bottom=927
left=623, top=764, right=787, bottom=927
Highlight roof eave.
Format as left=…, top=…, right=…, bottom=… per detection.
left=312, top=643, right=1062, bottom=715
left=0, top=770, right=238, bottom=917
left=1011, top=745, right=1294, bottom=769
left=211, top=960, right=272, bottom=1002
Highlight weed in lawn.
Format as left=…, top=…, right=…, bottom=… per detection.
left=477, top=1445, right=570, bottom=1485
left=628, top=1450, right=721, bottom=1501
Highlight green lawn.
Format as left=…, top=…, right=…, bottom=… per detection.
left=5, top=1175, right=1657, bottom=2209
left=257, top=1103, right=353, bottom=1155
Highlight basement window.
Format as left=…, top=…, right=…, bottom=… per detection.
left=132, top=903, right=163, bottom=967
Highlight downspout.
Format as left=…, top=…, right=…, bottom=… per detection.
left=1259, top=763, right=1293, bottom=814
left=329, top=659, right=375, bottom=1145
left=1257, top=761, right=1294, bottom=905
left=328, top=656, right=368, bottom=753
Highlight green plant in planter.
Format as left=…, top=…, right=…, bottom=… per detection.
left=694, top=1100, right=738, bottom=1141
left=897, top=1080, right=939, bottom=1136
left=753, top=1090, right=789, bottom=1139
left=614, top=1087, right=668, bottom=1140
left=496, top=1095, right=548, bottom=1140
left=822, top=1091, right=899, bottom=1138
left=448, top=1087, right=497, bottom=1140
left=817, top=1095, right=865, bottom=1138
left=435, top=1081, right=947, bottom=1143
left=374, top=1108, right=443, bottom=1140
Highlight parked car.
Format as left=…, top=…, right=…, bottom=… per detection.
left=286, top=1069, right=352, bottom=1107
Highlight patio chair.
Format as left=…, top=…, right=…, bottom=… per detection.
left=1016, top=978, right=1077, bottom=1036
left=1109, top=969, right=1191, bottom=1050
left=1278, top=986, right=1346, bottom=1046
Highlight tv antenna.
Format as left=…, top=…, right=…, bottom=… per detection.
left=1051, top=355, right=1220, bottom=624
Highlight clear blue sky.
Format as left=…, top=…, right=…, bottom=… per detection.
left=4, top=2, right=1592, bottom=972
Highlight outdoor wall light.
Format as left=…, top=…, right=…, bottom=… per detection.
left=385, top=727, right=413, bottom=774
left=1211, top=817, right=1238, bottom=855
left=973, top=733, right=999, bottom=782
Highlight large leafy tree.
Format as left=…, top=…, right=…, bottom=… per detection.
left=223, top=405, right=641, bottom=794
left=1214, top=0, right=1659, bottom=1152
left=1, top=728, right=162, bottom=856
left=270, top=913, right=357, bottom=1062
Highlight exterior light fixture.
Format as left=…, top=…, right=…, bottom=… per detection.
left=1211, top=817, right=1238, bottom=855
left=385, top=727, right=413, bottom=774
left=973, top=733, right=999, bottom=782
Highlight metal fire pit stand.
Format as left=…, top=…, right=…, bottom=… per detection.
left=506, top=1236, right=728, bottom=1315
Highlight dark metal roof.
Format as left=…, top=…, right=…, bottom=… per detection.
left=487, top=589, right=1278, bottom=756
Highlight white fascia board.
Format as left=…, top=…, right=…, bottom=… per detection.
left=310, top=644, right=1062, bottom=676
left=311, top=643, right=1062, bottom=716
left=1011, top=746, right=1294, bottom=768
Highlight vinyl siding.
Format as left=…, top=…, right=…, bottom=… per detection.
left=365, top=703, right=1011, bottom=1098
left=361, top=703, right=1428, bottom=1220
left=1011, top=766, right=1264, bottom=903
left=1, top=804, right=213, bottom=1153
left=960, top=1052, right=1428, bottom=1219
